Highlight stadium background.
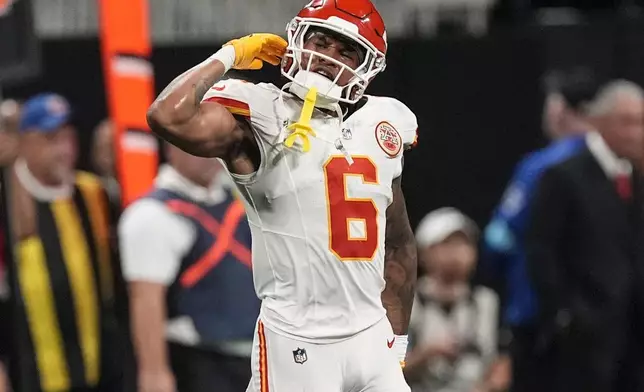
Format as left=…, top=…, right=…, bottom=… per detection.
left=3, top=1, right=644, bottom=391
left=3, top=0, right=644, bottom=228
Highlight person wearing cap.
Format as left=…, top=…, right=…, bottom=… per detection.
left=480, top=68, right=598, bottom=392
left=6, top=93, right=123, bottom=392
left=404, top=208, right=506, bottom=392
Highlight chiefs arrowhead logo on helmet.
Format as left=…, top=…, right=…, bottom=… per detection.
left=298, top=0, right=387, bottom=55
left=305, top=0, right=325, bottom=9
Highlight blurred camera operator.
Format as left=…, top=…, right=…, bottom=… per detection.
left=405, top=208, right=507, bottom=392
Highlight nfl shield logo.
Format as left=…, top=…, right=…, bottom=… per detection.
left=342, top=128, right=352, bottom=140
left=292, top=348, right=307, bottom=364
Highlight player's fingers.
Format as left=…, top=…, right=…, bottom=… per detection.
left=257, top=52, right=281, bottom=66
left=265, top=35, right=288, bottom=49
left=264, top=45, right=287, bottom=58
left=263, top=44, right=286, bottom=58
left=248, top=58, right=264, bottom=70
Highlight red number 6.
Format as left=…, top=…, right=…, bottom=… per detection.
left=323, top=156, right=379, bottom=261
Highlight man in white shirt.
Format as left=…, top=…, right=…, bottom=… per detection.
left=119, top=143, right=257, bottom=392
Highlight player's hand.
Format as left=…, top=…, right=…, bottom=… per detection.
left=223, top=33, right=288, bottom=70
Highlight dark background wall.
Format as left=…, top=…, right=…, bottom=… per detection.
left=5, top=16, right=644, bottom=229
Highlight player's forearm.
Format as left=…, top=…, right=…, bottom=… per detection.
left=129, top=282, right=171, bottom=373
left=383, top=177, right=417, bottom=336
left=382, top=237, right=417, bottom=335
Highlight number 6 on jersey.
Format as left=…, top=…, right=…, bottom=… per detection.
left=323, top=156, right=379, bottom=261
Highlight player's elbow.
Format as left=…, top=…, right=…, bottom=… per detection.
left=146, top=105, right=213, bottom=158
left=146, top=102, right=176, bottom=138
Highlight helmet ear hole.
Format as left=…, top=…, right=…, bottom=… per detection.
left=348, top=85, right=364, bottom=101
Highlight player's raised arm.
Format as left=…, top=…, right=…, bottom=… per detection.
left=382, top=176, right=417, bottom=366
left=146, top=34, right=287, bottom=158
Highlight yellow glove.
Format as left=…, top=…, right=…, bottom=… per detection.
left=223, top=33, right=288, bottom=70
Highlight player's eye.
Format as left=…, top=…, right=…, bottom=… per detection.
left=315, top=39, right=330, bottom=48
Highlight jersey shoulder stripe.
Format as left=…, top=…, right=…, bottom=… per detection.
left=203, top=96, right=251, bottom=118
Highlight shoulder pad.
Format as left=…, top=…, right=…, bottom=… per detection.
left=202, top=79, right=255, bottom=119
left=376, top=97, right=418, bottom=149
left=202, top=79, right=279, bottom=123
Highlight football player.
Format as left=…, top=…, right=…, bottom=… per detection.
left=147, top=0, right=418, bottom=390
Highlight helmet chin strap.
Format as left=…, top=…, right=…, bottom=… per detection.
left=281, top=76, right=354, bottom=165
left=289, top=70, right=344, bottom=110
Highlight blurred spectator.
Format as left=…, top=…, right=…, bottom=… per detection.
left=526, top=80, right=644, bottom=392
left=0, top=99, right=21, bottom=286
left=0, top=99, right=20, bottom=392
left=90, top=119, right=120, bottom=217
left=481, top=67, right=598, bottom=392
left=89, top=118, right=128, bottom=322
left=7, top=93, right=124, bottom=392
left=405, top=208, right=508, bottom=392
left=90, top=118, right=136, bottom=392
left=119, top=144, right=257, bottom=392
left=0, top=98, right=20, bottom=300
left=0, top=100, right=20, bottom=168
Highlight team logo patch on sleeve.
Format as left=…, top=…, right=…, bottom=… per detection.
left=375, top=121, right=402, bottom=157
left=293, top=348, right=308, bottom=364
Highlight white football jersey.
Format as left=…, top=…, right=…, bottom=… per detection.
left=203, top=79, right=418, bottom=343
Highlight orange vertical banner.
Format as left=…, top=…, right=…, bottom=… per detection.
left=98, top=0, right=158, bottom=207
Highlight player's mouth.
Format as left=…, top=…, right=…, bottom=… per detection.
left=312, top=66, right=336, bottom=81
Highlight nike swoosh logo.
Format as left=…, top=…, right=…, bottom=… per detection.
left=387, top=337, right=395, bottom=348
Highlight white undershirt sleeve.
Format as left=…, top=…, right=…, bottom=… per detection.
left=118, top=199, right=196, bottom=285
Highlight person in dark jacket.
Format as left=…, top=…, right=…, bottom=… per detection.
left=526, top=80, right=644, bottom=392
left=481, top=68, right=598, bottom=392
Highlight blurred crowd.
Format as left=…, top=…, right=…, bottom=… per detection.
left=0, top=66, right=643, bottom=392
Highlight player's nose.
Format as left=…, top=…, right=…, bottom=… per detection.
left=315, top=51, right=340, bottom=72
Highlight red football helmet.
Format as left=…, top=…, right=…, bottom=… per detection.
left=281, top=0, right=388, bottom=105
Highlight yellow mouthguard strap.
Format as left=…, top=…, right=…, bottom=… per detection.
left=284, top=87, right=318, bottom=152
